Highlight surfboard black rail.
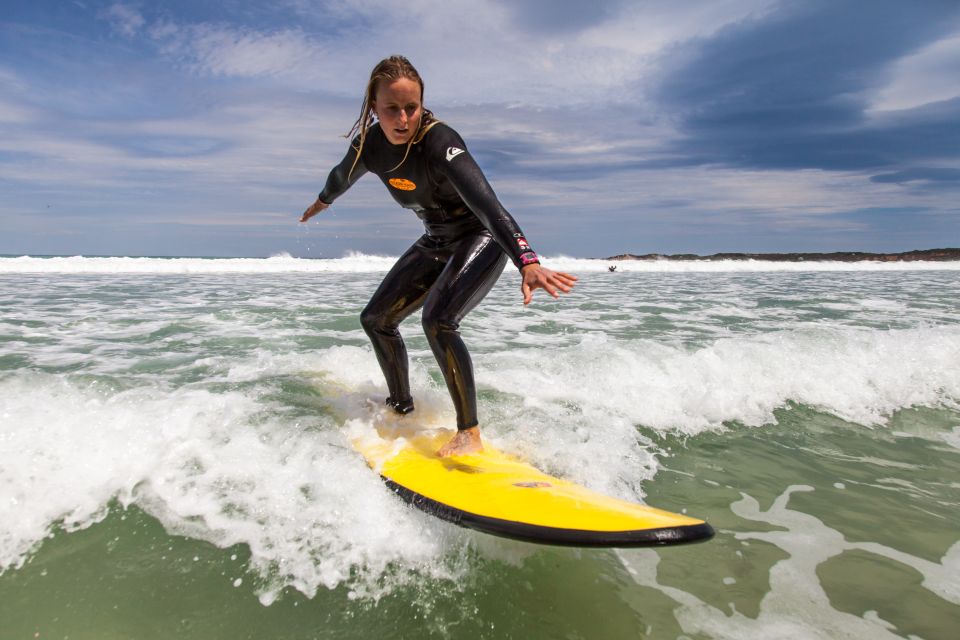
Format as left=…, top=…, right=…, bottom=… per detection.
left=383, top=477, right=716, bottom=548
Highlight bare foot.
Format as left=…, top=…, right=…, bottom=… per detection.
left=437, top=426, right=483, bottom=457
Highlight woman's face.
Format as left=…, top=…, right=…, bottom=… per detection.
left=372, top=77, right=423, bottom=145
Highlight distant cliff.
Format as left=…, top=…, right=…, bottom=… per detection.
left=604, top=248, right=960, bottom=262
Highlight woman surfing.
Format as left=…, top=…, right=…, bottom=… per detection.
left=301, top=55, right=576, bottom=457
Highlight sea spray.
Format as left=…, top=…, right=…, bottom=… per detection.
left=2, top=265, right=959, bottom=623
left=0, top=369, right=469, bottom=603
left=4, top=253, right=960, bottom=274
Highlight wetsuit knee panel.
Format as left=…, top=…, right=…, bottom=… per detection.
left=360, top=305, right=399, bottom=335
left=421, top=310, right=460, bottom=337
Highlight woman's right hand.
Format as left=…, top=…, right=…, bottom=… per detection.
left=300, top=198, right=330, bottom=222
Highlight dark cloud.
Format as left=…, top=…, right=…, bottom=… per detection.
left=491, top=0, right=624, bottom=33
left=870, top=168, right=960, bottom=184
left=653, top=0, right=960, bottom=172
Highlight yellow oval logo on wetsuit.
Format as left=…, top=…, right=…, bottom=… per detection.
left=389, top=178, right=417, bottom=191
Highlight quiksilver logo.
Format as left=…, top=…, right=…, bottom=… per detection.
left=446, top=147, right=465, bottom=161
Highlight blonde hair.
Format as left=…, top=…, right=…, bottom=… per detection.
left=346, top=55, right=439, bottom=177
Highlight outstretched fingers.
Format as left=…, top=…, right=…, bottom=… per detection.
left=552, top=271, right=578, bottom=292
left=521, top=266, right=578, bottom=305
left=299, top=198, right=330, bottom=223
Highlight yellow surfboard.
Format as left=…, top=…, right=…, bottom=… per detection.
left=353, top=425, right=714, bottom=547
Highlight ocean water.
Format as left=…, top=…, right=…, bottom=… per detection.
left=1, top=254, right=959, bottom=640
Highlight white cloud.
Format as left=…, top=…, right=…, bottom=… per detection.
left=154, top=23, right=320, bottom=78
left=0, top=67, right=28, bottom=93
left=869, top=31, right=960, bottom=113
left=0, top=100, right=34, bottom=124
left=124, top=0, right=779, bottom=107
left=101, top=3, right=145, bottom=38
left=501, top=164, right=916, bottom=224
left=0, top=70, right=36, bottom=123
left=0, top=86, right=357, bottom=197
left=5, top=1, right=959, bottom=256
left=578, top=0, right=778, bottom=58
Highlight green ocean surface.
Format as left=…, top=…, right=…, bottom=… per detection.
left=1, top=258, right=959, bottom=639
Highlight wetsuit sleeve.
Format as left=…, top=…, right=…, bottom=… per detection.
left=318, top=137, right=368, bottom=204
left=429, top=127, right=540, bottom=271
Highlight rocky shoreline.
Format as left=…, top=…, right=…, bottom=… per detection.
left=604, top=248, right=960, bottom=262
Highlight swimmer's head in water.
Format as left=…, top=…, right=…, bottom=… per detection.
left=346, top=55, right=438, bottom=175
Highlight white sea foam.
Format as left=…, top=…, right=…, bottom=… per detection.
left=3, top=253, right=960, bottom=274
left=2, top=267, right=958, bottom=607
left=942, top=427, right=960, bottom=451
left=4, top=322, right=957, bottom=596
left=0, top=252, right=398, bottom=274
left=618, top=485, right=960, bottom=638
left=0, top=366, right=467, bottom=602
left=478, top=326, right=960, bottom=436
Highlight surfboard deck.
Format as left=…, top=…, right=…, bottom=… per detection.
left=353, top=424, right=714, bottom=547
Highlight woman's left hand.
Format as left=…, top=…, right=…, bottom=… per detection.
left=520, top=264, right=578, bottom=305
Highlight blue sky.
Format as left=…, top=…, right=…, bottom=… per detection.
left=1, top=0, right=959, bottom=258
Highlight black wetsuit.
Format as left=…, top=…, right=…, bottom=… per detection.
left=317, top=122, right=539, bottom=430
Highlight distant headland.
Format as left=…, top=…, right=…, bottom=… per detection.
left=604, top=248, right=960, bottom=262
